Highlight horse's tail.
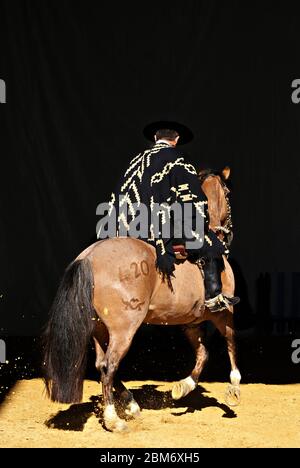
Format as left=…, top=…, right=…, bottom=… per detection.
left=43, top=258, right=95, bottom=403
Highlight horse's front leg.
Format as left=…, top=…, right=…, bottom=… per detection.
left=211, top=310, right=241, bottom=406
left=172, top=324, right=208, bottom=400
left=224, top=315, right=242, bottom=406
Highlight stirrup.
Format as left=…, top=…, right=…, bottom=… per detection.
left=224, top=295, right=240, bottom=306
left=205, top=293, right=240, bottom=313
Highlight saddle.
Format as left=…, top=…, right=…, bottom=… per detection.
left=173, top=244, right=188, bottom=260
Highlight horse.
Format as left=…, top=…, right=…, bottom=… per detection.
left=43, top=166, right=241, bottom=432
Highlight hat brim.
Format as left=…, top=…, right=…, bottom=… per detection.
left=143, top=120, right=194, bottom=145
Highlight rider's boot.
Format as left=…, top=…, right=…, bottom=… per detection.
left=203, top=257, right=240, bottom=312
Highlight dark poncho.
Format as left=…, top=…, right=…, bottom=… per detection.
left=97, top=142, right=226, bottom=280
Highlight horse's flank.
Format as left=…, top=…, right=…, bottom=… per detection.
left=79, top=237, right=234, bottom=327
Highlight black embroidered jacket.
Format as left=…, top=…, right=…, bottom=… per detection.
left=97, top=142, right=226, bottom=279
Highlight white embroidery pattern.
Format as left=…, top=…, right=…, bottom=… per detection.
left=151, top=159, right=197, bottom=186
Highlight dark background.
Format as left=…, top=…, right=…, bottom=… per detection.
left=0, top=1, right=300, bottom=386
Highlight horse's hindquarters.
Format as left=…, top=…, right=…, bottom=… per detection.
left=85, top=238, right=157, bottom=322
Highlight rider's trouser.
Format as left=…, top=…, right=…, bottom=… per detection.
left=202, top=256, right=224, bottom=300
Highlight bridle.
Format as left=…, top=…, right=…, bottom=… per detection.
left=214, top=177, right=233, bottom=245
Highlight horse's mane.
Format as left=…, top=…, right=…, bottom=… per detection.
left=198, top=168, right=224, bottom=184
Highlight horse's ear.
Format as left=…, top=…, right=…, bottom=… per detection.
left=221, top=166, right=231, bottom=180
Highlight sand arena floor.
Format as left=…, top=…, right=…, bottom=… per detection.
left=0, top=378, right=299, bottom=448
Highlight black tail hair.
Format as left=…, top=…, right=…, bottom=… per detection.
left=43, top=258, right=95, bottom=403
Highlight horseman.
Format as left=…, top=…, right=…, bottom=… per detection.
left=97, top=120, right=239, bottom=312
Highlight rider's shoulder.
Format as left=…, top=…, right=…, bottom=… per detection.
left=156, top=145, right=186, bottom=161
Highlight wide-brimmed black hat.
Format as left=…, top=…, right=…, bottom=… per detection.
left=143, top=120, right=194, bottom=145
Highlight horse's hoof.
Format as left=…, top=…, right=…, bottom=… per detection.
left=105, top=417, right=129, bottom=433
left=125, top=400, right=141, bottom=419
left=172, top=377, right=196, bottom=400
left=172, top=382, right=186, bottom=400
left=225, top=384, right=241, bottom=407
left=103, top=405, right=129, bottom=432
left=107, top=420, right=129, bottom=433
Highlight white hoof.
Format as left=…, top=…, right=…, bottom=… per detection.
left=103, top=404, right=128, bottom=432
left=172, top=376, right=196, bottom=400
left=225, top=384, right=241, bottom=407
left=125, top=400, right=141, bottom=418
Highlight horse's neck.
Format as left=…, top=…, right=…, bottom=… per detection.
left=201, top=178, right=223, bottom=229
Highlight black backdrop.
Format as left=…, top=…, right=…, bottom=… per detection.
left=1, top=1, right=300, bottom=336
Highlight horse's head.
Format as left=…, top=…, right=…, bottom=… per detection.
left=198, top=166, right=233, bottom=245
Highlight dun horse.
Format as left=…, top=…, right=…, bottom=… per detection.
left=43, top=167, right=241, bottom=432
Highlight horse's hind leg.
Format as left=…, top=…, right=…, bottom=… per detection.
left=113, top=379, right=141, bottom=419
left=94, top=323, right=140, bottom=419
left=100, top=313, right=146, bottom=432
left=172, top=324, right=208, bottom=400
left=211, top=310, right=241, bottom=406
